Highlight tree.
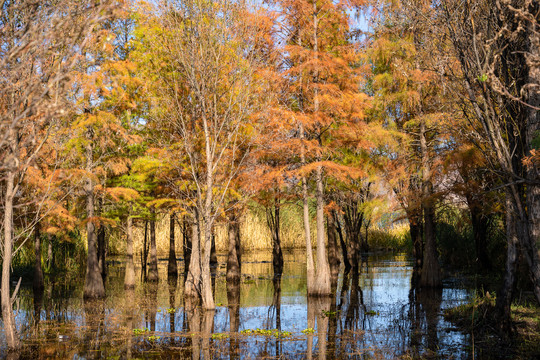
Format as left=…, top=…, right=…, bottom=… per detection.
left=0, top=0, right=115, bottom=349
left=137, top=0, right=265, bottom=309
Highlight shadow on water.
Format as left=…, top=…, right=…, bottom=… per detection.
left=1, top=251, right=473, bottom=359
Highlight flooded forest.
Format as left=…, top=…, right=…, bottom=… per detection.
left=1, top=0, right=539, bottom=359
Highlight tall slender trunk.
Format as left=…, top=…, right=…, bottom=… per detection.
left=185, top=212, right=201, bottom=300
left=142, top=220, right=148, bottom=280
left=125, top=215, right=136, bottom=289
left=84, top=128, right=105, bottom=298
left=227, top=212, right=241, bottom=282
left=183, top=217, right=192, bottom=278
left=210, top=229, right=217, bottom=267
left=47, top=234, right=54, bottom=271
left=168, top=212, right=178, bottom=279
left=2, top=169, right=20, bottom=349
left=312, top=164, right=330, bottom=295
left=419, top=120, right=442, bottom=288
left=495, top=192, right=519, bottom=330
left=267, top=199, right=283, bottom=275
left=97, top=225, right=107, bottom=280
left=327, top=214, right=340, bottom=279
left=33, top=222, right=44, bottom=292
left=300, top=122, right=315, bottom=290
left=200, top=216, right=215, bottom=309
left=333, top=211, right=350, bottom=271
left=147, top=209, right=159, bottom=283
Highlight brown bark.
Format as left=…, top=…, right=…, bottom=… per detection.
left=266, top=200, right=283, bottom=275
left=327, top=214, right=340, bottom=279
left=226, top=214, right=242, bottom=282
left=147, top=209, right=159, bottom=283
left=185, top=214, right=201, bottom=300
left=97, top=225, right=107, bottom=280
left=33, top=222, right=44, bottom=292
left=419, top=120, right=442, bottom=288
left=124, top=215, right=136, bottom=290
left=333, top=211, right=350, bottom=271
left=200, top=215, right=215, bottom=309
left=183, top=217, right=192, bottom=277
left=495, top=192, right=519, bottom=330
left=2, top=169, right=20, bottom=349
left=84, top=129, right=105, bottom=299
left=408, top=212, right=423, bottom=270
left=300, top=123, right=315, bottom=290
left=168, top=212, right=178, bottom=279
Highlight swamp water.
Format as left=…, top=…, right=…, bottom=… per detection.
left=1, top=252, right=474, bottom=359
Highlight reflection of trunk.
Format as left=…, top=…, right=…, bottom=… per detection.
left=186, top=298, right=201, bottom=360
left=495, top=192, right=519, bottom=329
left=327, top=214, right=340, bottom=279
left=33, top=222, right=44, bottom=292
left=314, top=296, right=330, bottom=359
left=168, top=213, right=178, bottom=279
left=33, top=285, right=44, bottom=327
left=83, top=299, right=106, bottom=355
left=419, top=120, right=441, bottom=288
left=168, top=277, right=177, bottom=332
left=201, top=310, right=214, bottom=360
left=266, top=200, right=283, bottom=275
left=124, top=289, right=135, bottom=359
left=183, top=217, right=192, bottom=278
left=148, top=209, right=159, bottom=282
left=227, top=279, right=241, bottom=360
left=147, top=283, right=158, bottom=332
left=227, top=213, right=242, bottom=282
left=125, top=216, right=136, bottom=289
left=468, top=203, right=492, bottom=271
left=345, top=271, right=365, bottom=330
left=84, top=128, right=106, bottom=299
left=417, top=287, right=442, bottom=352
left=186, top=212, right=201, bottom=300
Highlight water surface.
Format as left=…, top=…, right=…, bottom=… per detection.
left=1, top=251, right=473, bottom=359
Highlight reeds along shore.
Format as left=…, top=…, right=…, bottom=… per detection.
left=125, top=209, right=411, bottom=258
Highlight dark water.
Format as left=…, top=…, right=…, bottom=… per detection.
left=0, top=252, right=473, bottom=359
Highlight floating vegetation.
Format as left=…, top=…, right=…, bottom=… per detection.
left=241, top=328, right=292, bottom=338
left=148, top=335, right=161, bottom=342
left=365, top=310, right=379, bottom=316
left=321, top=310, right=339, bottom=318
left=166, top=308, right=176, bottom=314
left=211, top=333, right=229, bottom=340
left=301, top=328, right=315, bottom=334
left=133, top=328, right=150, bottom=335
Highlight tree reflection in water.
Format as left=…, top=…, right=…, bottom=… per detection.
left=8, top=252, right=469, bottom=359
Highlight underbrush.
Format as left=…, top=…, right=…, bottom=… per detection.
left=444, top=292, right=540, bottom=359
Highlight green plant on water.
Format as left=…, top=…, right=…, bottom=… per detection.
left=365, top=310, right=379, bottom=316
left=211, top=333, right=229, bottom=340
left=301, top=328, right=315, bottom=334
left=166, top=308, right=175, bottom=314
left=244, top=279, right=255, bottom=284
left=215, top=302, right=223, bottom=307
left=148, top=335, right=160, bottom=342
left=241, top=328, right=292, bottom=338
left=133, top=328, right=149, bottom=335
left=258, top=275, right=265, bottom=280
left=321, top=310, right=338, bottom=318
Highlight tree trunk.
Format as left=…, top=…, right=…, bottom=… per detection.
left=469, top=205, right=492, bottom=271
left=147, top=209, right=159, bottom=283
left=266, top=200, right=283, bottom=276
left=2, top=169, right=20, bottom=349
left=97, top=225, right=107, bottom=280
left=408, top=211, right=423, bottom=270
left=84, top=129, right=105, bottom=299
left=185, top=212, right=201, bottom=300
left=125, top=215, right=136, bottom=290
left=333, top=211, right=350, bottom=271
left=327, top=214, right=340, bottom=279
left=200, top=215, right=215, bottom=309
left=227, top=214, right=242, bottom=282
left=142, top=220, right=148, bottom=280
left=419, top=120, right=442, bottom=288
left=33, top=222, right=44, bottom=292
left=47, top=234, right=54, bottom=271
left=183, top=217, right=192, bottom=278
left=168, top=212, right=178, bottom=279
left=210, top=229, right=217, bottom=267
left=311, top=164, right=330, bottom=296
left=300, top=123, right=315, bottom=290
left=495, top=192, right=519, bottom=330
